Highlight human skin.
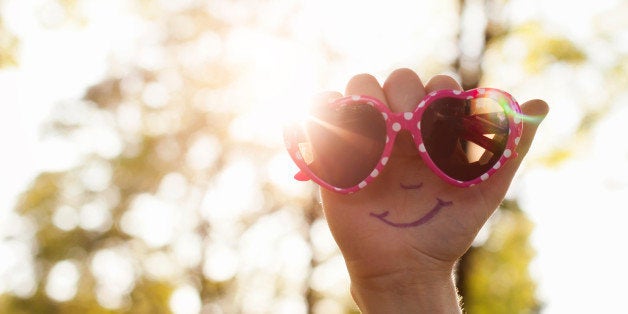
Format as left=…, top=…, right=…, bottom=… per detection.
left=318, top=68, right=549, bottom=313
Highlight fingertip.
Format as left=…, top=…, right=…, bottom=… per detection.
left=345, top=73, right=385, bottom=103
left=347, top=73, right=380, bottom=85
left=521, top=99, right=550, bottom=124
left=511, top=99, right=549, bottom=160
left=384, top=68, right=421, bottom=86
left=424, top=74, right=462, bottom=93
left=382, top=68, right=424, bottom=113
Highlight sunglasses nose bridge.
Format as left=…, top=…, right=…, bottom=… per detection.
left=386, top=111, right=422, bottom=143
left=392, top=111, right=420, bottom=132
left=385, top=112, right=425, bottom=158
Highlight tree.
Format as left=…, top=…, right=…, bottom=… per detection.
left=3, top=0, right=618, bottom=312
left=2, top=1, right=322, bottom=313
left=0, top=10, right=19, bottom=68
left=452, top=0, right=584, bottom=312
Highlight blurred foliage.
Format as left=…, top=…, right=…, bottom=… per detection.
left=0, top=18, right=19, bottom=68
left=539, top=148, right=574, bottom=168
left=2, top=0, right=324, bottom=313
left=455, top=1, right=542, bottom=311
left=463, top=201, right=540, bottom=314
left=1, top=279, right=172, bottom=314
left=513, top=23, right=587, bottom=73
left=3, top=0, right=620, bottom=313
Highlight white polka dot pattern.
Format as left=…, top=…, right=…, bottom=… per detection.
left=284, top=87, right=524, bottom=193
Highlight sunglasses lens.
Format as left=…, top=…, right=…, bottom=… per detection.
left=297, top=102, right=386, bottom=189
left=421, top=96, right=509, bottom=181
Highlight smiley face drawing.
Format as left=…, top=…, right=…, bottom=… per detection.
left=369, top=182, right=453, bottom=228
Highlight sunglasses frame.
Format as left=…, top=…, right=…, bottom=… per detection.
left=284, top=88, right=523, bottom=194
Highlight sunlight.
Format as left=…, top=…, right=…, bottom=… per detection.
left=144, top=251, right=178, bottom=281
left=0, top=211, right=37, bottom=297
left=91, top=247, right=137, bottom=309
left=52, top=205, right=79, bottom=231
left=200, top=158, right=263, bottom=224
left=121, top=194, right=178, bottom=248
left=202, top=242, right=238, bottom=282
left=310, top=255, right=350, bottom=298
left=236, top=208, right=312, bottom=312
left=157, top=172, right=189, bottom=201
left=272, top=296, right=308, bottom=314
left=0, top=238, right=37, bottom=298
left=79, top=198, right=112, bottom=232
left=266, top=153, right=311, bottom=197
left=222, top=28, right=321, bottom=146
left=309, top=218, right=339, bottom=262
left=45, top=260, right=79, bottom=302
left=313, top=299, right=345, bottom=314
left=80, top=160, right=113, bottom=192
left=172, top=232, right=203, bottom=269
left=214, top=3, right=464, bottom=222
left=2, top=0, right=627, bottom=312
left=169, top=285, right=201, bottom=314
left=185, top=134, right=222, bottom=171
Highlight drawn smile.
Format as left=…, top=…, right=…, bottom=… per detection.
left=369, top=198, right=453, bottom=228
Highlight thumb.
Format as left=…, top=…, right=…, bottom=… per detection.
left=481, top=98, right=549, bottom=192
left=513, top=99, right=550, bottom=158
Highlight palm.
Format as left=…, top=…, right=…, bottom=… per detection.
left=321, top=139, right=498, bottom=278
left=319, top=69, right=548, bottom=282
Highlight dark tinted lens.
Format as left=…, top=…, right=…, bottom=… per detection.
left=297, top=102, right=386, bottom=188
left=421, top=97, right=509, bottom=181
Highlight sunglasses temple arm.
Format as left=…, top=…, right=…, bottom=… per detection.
left=294, top=170, right=311, bottom=181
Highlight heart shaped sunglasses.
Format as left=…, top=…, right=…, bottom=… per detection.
left=284, top=88, right=523, bottom=194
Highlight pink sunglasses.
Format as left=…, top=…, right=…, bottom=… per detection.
left=284, top=88, right=523, bottom=194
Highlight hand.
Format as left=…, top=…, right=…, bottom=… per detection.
left=318, top=69, right=549, bottom=313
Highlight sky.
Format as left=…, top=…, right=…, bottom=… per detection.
left=1, top=0, right=627, bottom=312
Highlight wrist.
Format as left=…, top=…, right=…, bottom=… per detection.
left=349, top=267, right=462, bottom=314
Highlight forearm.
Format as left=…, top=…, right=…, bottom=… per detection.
left=349, top=268, right=462, bottom=314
